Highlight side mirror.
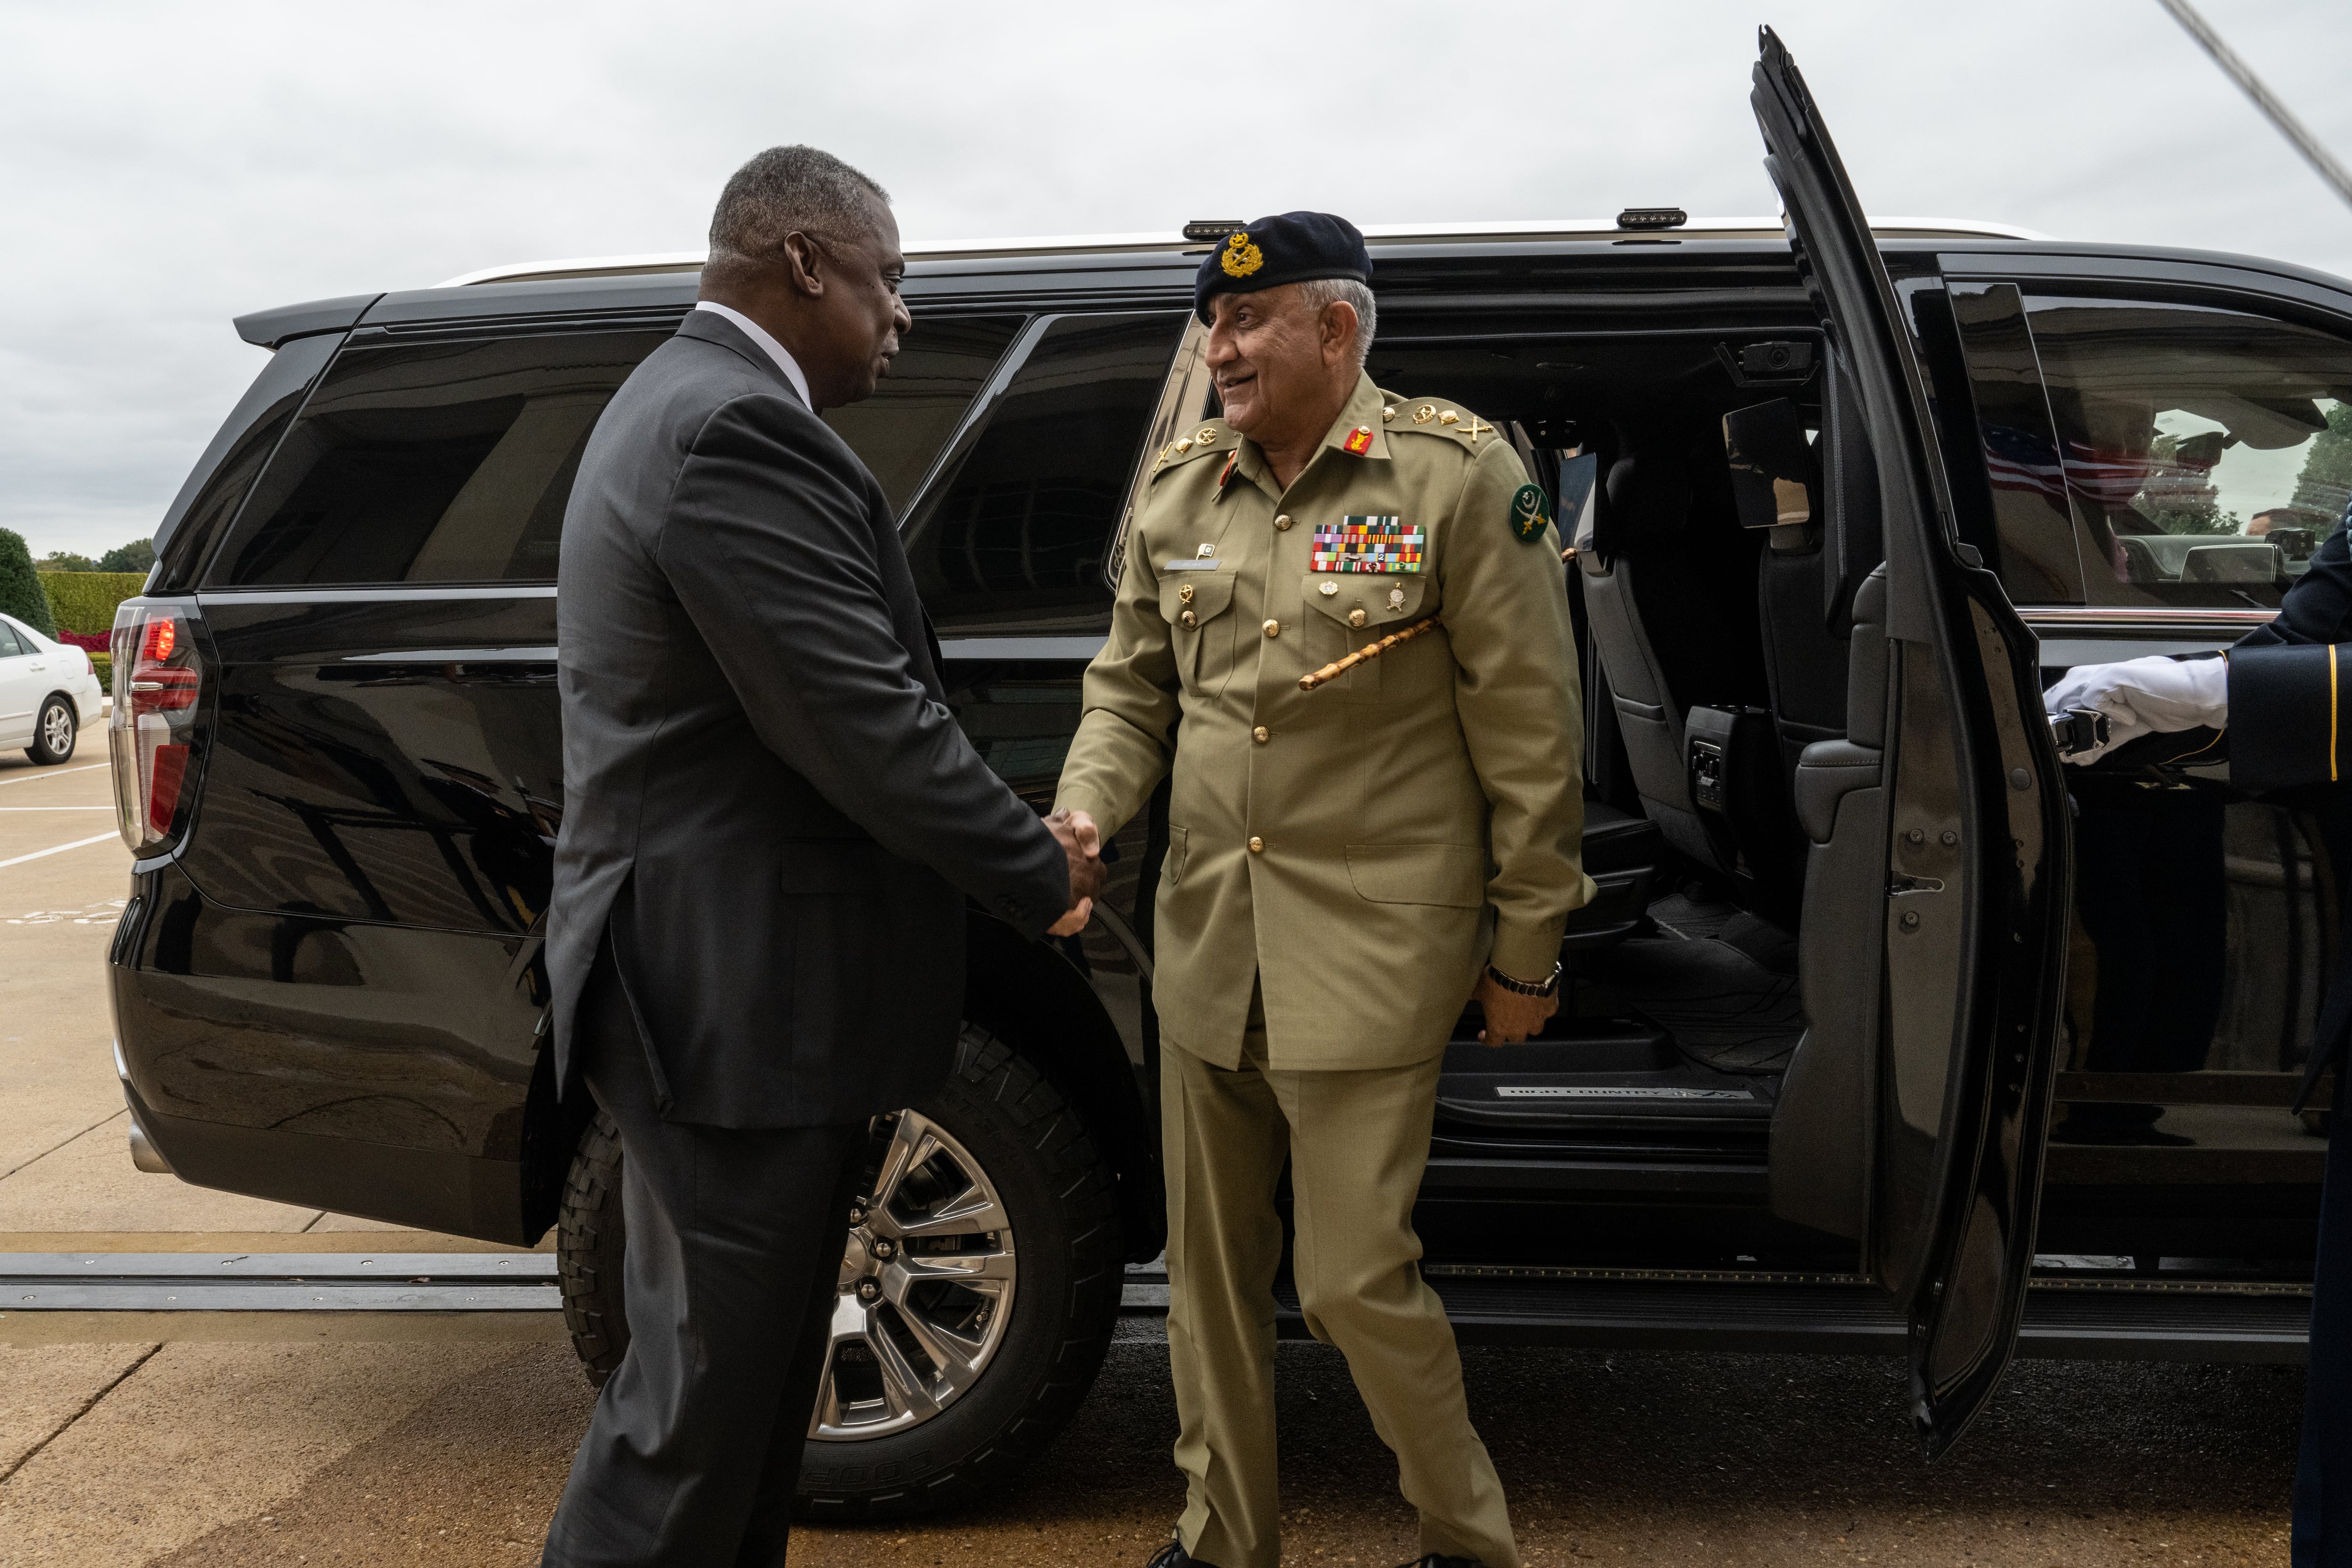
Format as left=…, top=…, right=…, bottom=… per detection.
left=1723, top=399, right=1819, bottom=530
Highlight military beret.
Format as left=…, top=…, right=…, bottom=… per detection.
left=1193, top=212, right=1373, bottom=325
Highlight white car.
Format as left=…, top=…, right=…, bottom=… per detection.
left=0, top=610, right=105, bottom=765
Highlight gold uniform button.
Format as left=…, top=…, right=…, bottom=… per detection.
left=1252, top=726, right=1270, bottom=744
left=1181, top=609, right=1197, bottom=628
left=1348, top=608, right=1368, bottom=629
left=1262, top=618, right=1280, bottom=638
left=1248, top=836, right=1264, bottom=854
left=1273, top=514, right=1294, bottom=531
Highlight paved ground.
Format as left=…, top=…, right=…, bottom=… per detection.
left=0, top=742, right=2311, bottom=1565
left=0, top=1331, right=2304, bottom=1567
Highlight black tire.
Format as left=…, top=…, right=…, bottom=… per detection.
left=26, top=695, right=76, bottom=765
left=556, top=1021, right=1125, bottom=1519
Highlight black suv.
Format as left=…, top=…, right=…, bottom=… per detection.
left=104, top=34, right=2343, bottom=1514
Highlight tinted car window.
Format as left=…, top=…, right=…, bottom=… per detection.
left=2026, top=294, right=2352, bottom=610
left=156, top=331, right=343, bottom=592
left=903, top=312, right=1185, bottom=636
left=1949, top=283, right=2087, bottom=606
left=824, top=315, right=1024, bottom=514
left=0, top=621, right=23, bottom=657
left=204, top=330, right=667, bottom=587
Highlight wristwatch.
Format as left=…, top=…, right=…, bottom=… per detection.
left=1485, top=960, right=1562, bottom=998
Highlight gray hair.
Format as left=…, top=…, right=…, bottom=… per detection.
left=1295, top=277, right=1377, bottom=372
left=706, top=145, right=890, bottom=285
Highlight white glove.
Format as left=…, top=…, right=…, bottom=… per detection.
left=2043, top=654, right=2229, bottom=765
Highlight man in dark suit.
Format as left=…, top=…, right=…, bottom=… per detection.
left=540, top=144, right=1102, bottom=1567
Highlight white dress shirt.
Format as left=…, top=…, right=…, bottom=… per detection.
left=692, top=301, right=813, bottom=410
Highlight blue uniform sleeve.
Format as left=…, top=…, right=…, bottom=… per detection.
left=2229, top=643, right=2349, bottom=793
left=2230, top=507, right=2352, bottom=793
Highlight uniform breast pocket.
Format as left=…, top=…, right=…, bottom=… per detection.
left=1160, top=571, right=1238, bottom=697
left=1298, top=572, right=1436, bottom=704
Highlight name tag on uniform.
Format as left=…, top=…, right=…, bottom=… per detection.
left=1164, top=559, right=1221, bottom=570
left=1311, top=516, right=1423, bottom=573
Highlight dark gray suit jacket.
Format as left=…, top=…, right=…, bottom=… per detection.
left=548, top=310, right=1071, bottom=1128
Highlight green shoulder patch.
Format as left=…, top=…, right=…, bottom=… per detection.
left=1508, top=483, right=1552, bottom=543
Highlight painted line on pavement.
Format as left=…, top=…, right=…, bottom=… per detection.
left=0, top=833, right=121, bottom=870
left=0, top=762, right=108, bottom=788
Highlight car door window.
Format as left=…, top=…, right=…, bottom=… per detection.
left=822, top=315, right=1025, bottom=515
left=202, top=329, right=672, bottom=587
left=0, top=620, right=32, bottom=736
left=900, top=311, right=1187, bottom=636
left=2022, top=293, right=2352, bottom=610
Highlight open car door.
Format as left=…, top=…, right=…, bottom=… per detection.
left=1751, top=27, right=2071, bottom=1456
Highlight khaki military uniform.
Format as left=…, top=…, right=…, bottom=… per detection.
left=1055, top=372, right=1591, bottom=1568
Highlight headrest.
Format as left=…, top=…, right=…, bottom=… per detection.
left=1599, top=453, right=1692, bottom=557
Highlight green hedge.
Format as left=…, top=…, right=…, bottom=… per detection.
left=40, top=571, right=147, bottom=635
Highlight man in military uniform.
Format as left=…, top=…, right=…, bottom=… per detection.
left=2046, top=502, right=2352, bottom=1565
left=1054, top=212, right=1593, bottom=1568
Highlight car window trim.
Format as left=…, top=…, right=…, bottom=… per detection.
left=1102, top=315, right=1212, bottom=593
left=196, top=585, right=559, bottom=606
left=892, top=313, right=1053, bottom=530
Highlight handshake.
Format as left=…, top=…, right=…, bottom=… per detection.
left=1044, top=808, right=1105, bottom=937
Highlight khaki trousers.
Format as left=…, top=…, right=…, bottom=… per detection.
left=1162, top=999, right=1519, bottom=1568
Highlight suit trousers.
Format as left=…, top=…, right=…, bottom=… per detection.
left=541, top=949, right=869, bottom=1568
left=1163, top=987, right=1519, bottom=1568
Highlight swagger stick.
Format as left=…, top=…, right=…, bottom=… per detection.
left=1298, top=617, right=1441, bottom=692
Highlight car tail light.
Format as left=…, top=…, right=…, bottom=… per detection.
left=108, top=602, right=207, bottom=853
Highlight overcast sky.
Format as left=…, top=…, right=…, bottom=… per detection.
left=5, top=0, right=2351, bottom=559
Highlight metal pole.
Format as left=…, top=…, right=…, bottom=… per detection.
left=2155, top=0, right=2352, bottom=212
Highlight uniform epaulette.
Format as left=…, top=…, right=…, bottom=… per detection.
left=1378, top=393, right=1503, bottom=452
left=1148, top=421, right=1239, bottom=480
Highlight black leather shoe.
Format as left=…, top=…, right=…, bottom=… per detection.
left=1397, top=1556, right=1486, bottom=1568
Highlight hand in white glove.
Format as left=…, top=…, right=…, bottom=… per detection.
left=2042, top=654, right=2229, bottom=765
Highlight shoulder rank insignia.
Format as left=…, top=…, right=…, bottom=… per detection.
left=1343, top=426, right=1374, bottom=456
left=1153, top=427, right=1233, bottom=479
left=1509, top=483, right=1552, bottom=544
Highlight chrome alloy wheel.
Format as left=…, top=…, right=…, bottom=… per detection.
left=812, top=1108, right=1017, bottom=1441
left=40, top=701, right=73, bottom=759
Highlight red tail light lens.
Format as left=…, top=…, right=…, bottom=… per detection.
left=108, top=604, right=207, bottom=854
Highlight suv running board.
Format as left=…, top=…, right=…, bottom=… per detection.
left=1271, top=1269, right=2310, bottom=1364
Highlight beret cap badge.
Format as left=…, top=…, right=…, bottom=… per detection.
left=1193, top=211, right=1373, bottom=324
